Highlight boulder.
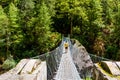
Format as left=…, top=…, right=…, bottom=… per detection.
left=14, top=59, right=29, bottom=74
left=20, top=59, right=41, bottom=74
left=19, top=74, right=37, bottom=80
left=100, top=61, right=120, bottom=76
left=93, top=61, right=120, bottom=80
left=0, top=59, right=46, bottom=80
left=115, top=62, right=120, bottom=69
left=36, top=62, right=47, bottom=80
left=71, top=39, right=93, bottom=78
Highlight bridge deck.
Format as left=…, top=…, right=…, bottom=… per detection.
left=54, top=49, right=81, bottom=80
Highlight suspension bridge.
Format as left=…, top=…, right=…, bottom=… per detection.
left=0, top=37, right=120, bottom=80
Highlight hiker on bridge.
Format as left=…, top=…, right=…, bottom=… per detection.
left=64, top=41, right=69, bottom=53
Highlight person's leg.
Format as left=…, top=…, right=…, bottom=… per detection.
left=65, top=47, right=68, bottom=53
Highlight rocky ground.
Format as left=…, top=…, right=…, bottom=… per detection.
left=0, top=64, right=10, bottom=75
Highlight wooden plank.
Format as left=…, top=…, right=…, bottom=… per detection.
left=54, top=49, right=81, bottom=80
left=21, top=59, right=40, bottom=74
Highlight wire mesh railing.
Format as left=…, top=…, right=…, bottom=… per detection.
left=32, top=37, right=112, bottom=80
left=32, top=37, right=70, bottom=80
left=89, top=53, right=111, bottom=63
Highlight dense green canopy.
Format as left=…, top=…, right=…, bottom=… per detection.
left=0, top=0, right=120, bottom=62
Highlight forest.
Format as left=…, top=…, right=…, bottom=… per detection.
left=0, top=0, right=120, bottom=70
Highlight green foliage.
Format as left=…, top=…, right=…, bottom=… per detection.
left=36, top=2, right=52, bottom=52
left=1, top=56, right=16, bottom=70
left=105, top=45, right=118, bottom=59
left=37, top=1, right=61, bottom=51
left=54, top=0, right=120, bottom=59
left=0, top=0, right=60, bottom=60
left=0, top=5, right=9, bottom=38
left=83, top=77, right=92, bottom=80
left=0, top=5, right=9, bottom=58
left=54, top=0, right=85, bottom=34
left=8, top=3, right=23, bottom=49
left=0, top=0, right=120, bottom=61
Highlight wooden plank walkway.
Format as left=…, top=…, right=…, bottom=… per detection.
left=54, top=49, right=82, bottom=80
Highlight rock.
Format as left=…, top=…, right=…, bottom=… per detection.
left=20, top=59, right=41, bottom=74
left=19, top=74, right=37, bottom=80
left=36, top=61, right=47, bottom=80
left=7, top=74, right=37, bottom=80
left=93, top=62, right=120, bottom=80
left=71, top=39, right=93, bottom=78
left=100, top=61, right=120, bottom=76
left=115, top=62, right=120, bottom=69
left=0, top=59, right=46, bottom=80
left=32, top=61, right=46, bottom=74
left=14, top=59, right=29, bottom=74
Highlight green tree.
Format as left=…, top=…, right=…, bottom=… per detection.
left=8, top=2, right=23, bottom=55
left=99, top=0, right=120, bottom=59
left=16, top=0, right=58, bottom=58
left=114, top=0, right=120, bottom=43
left=0, top=5, right=9, bottom=58
left=34, top=1, right=52, bottom=53
left=16, top=0, right=36, bottom=58
left=54, top=0, right=85, bottom=34
left=86, top=0, right=104, bottom=55
left=111, top=1, right=120, bottom=60
left=54, top=0, right=105, bottom=53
